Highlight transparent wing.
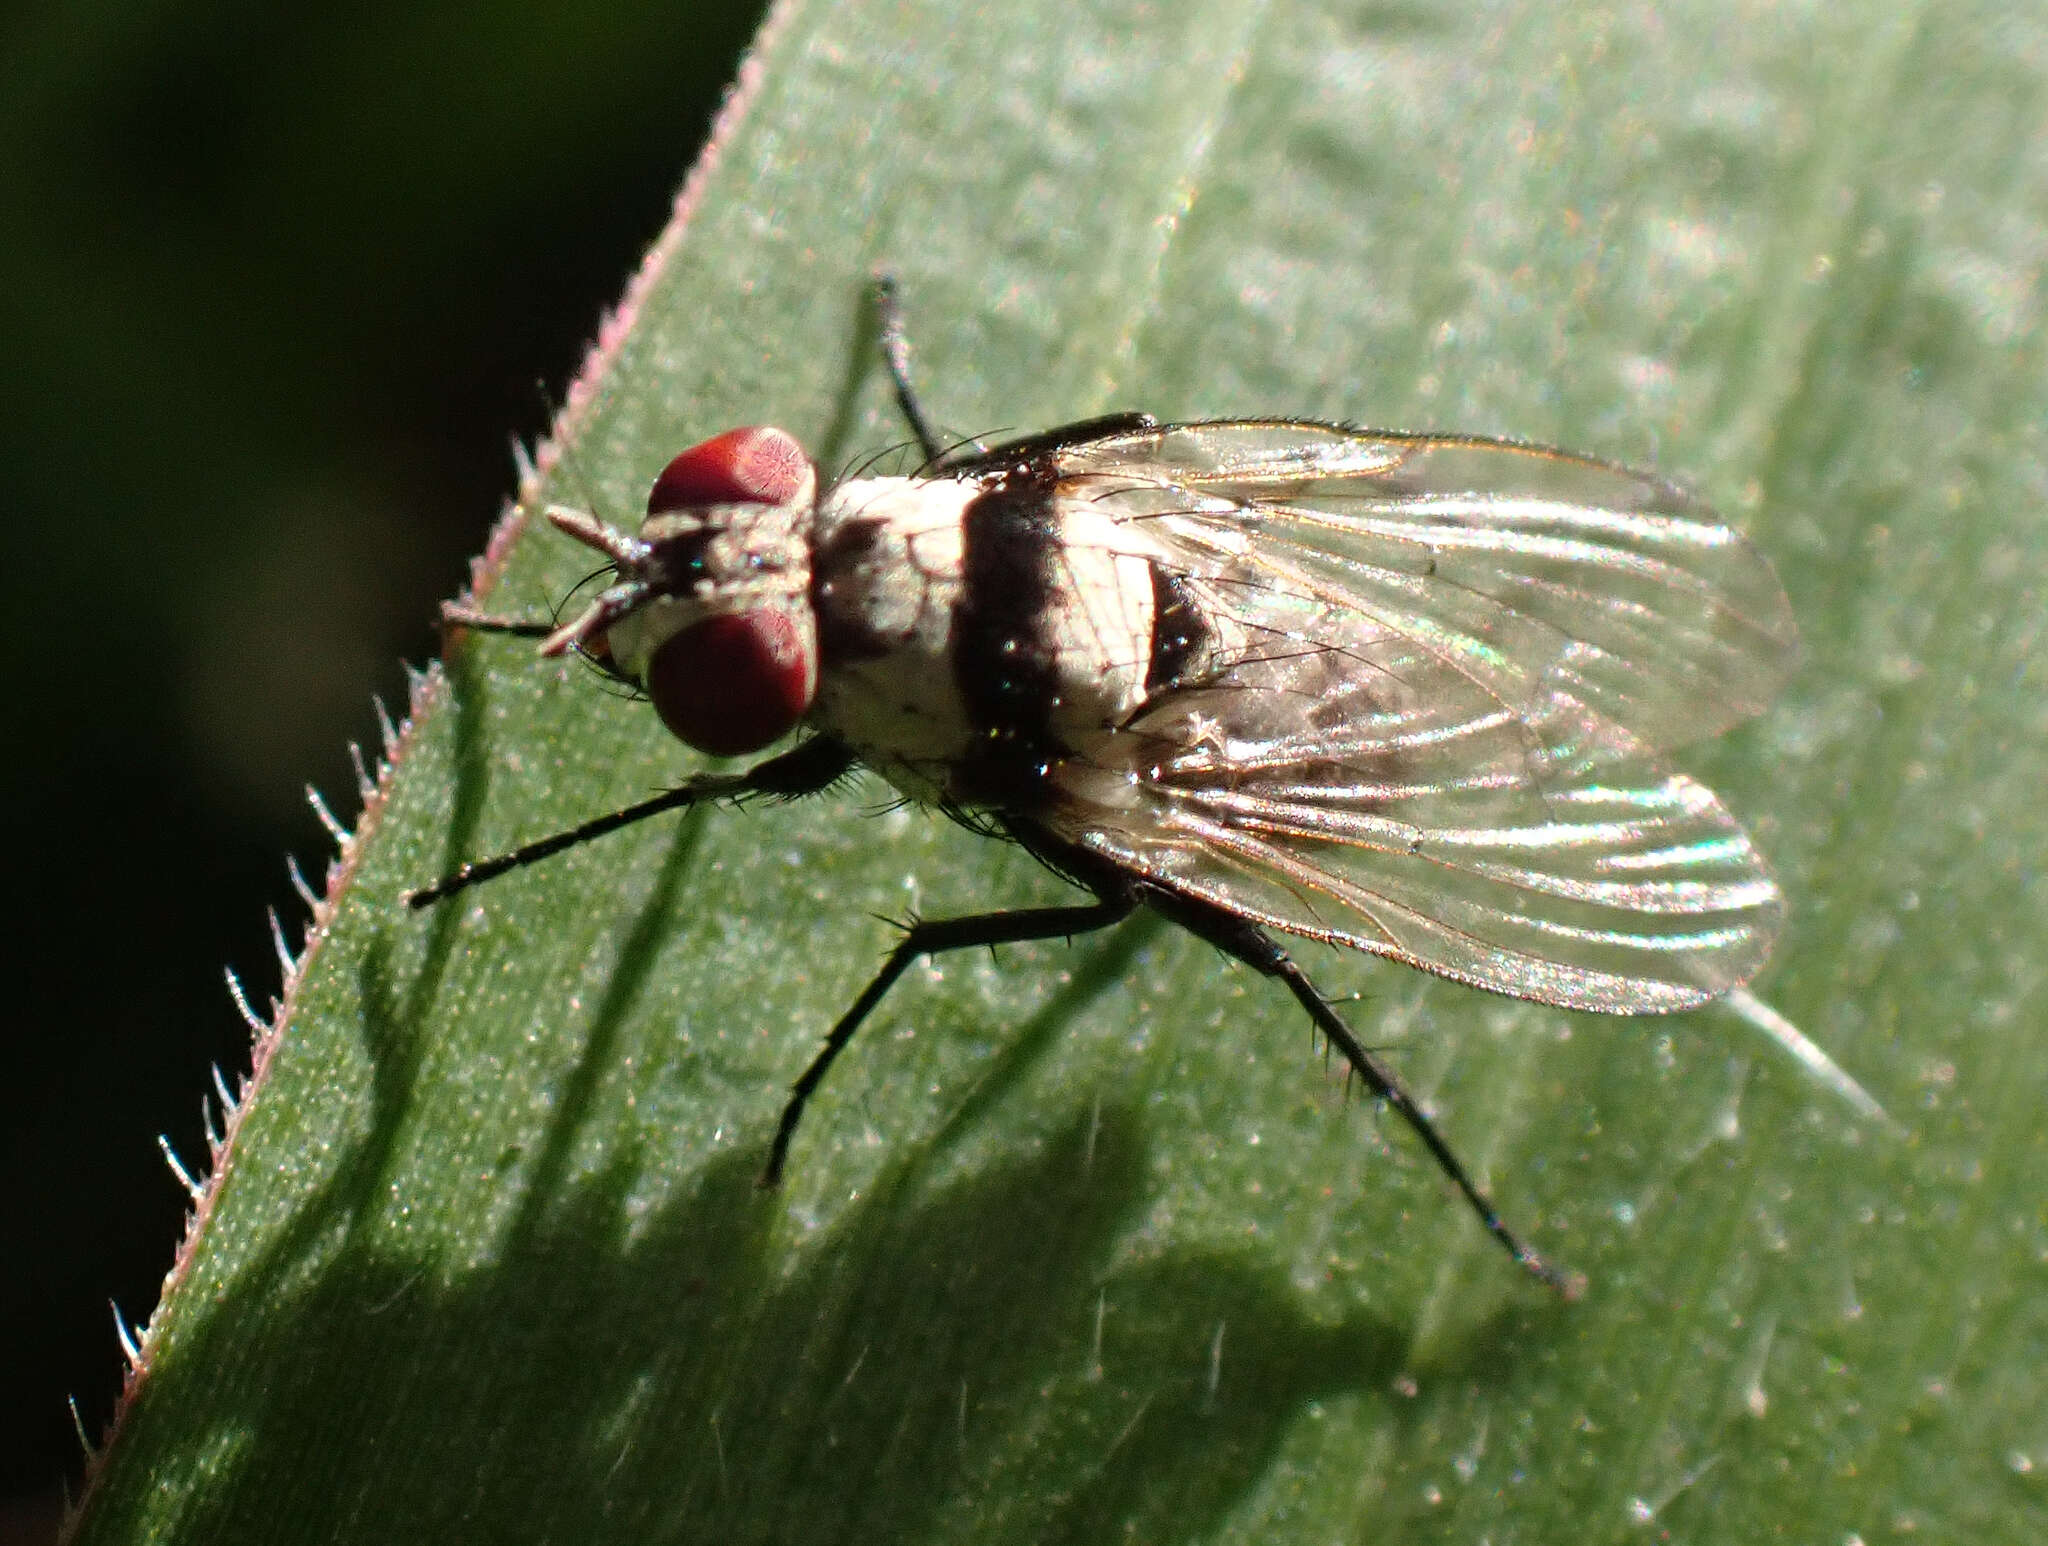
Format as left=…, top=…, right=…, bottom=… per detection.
left=1040, top=421, right=1796, bottom=1013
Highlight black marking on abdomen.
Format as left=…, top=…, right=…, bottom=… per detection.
left=1145, top=561, right=1211, bottom=694
left=952, top=473, right=1067, bottom=808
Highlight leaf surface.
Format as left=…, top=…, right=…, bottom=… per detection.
left=72, top=3, right=2048, bottom=1542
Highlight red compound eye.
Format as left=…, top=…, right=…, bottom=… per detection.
left=646, top=426, right=811, bottom=515
left=645, top=608, right=816, bottom=758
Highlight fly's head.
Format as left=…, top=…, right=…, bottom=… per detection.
left=539, top=426, right=821, bottom=758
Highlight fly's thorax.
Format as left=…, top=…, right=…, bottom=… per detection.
left=806, top=476, right=977, bottom=796
left=808, top=472, right=1172, bottom=810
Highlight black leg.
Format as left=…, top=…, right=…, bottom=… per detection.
left=762, top=895, right=1136, bottom=1186
left=406, top=737, right=858, bottom=907
left=873, top=272, right=948, bottom=467
left=873, top=275, right=1156, bottom=473
left=1145, top=888, right=1579, bottom=1295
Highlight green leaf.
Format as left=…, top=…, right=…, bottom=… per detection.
left=72, top=2, right=2048, bottom=1542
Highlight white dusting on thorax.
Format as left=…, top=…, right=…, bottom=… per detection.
left=806, top=478, right=1167, bottom=808
left=807, top=477, right=978, bottom=797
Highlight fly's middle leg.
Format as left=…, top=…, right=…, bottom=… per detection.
left=872, top=272, right=948, bottom=467
left=763, top=895, right=1136, bottom=1187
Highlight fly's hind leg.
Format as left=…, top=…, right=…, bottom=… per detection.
left=1143, top=886, right=1581, bottom=1296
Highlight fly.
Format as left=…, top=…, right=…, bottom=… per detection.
left=409, top=277, right=1797, bottom=1293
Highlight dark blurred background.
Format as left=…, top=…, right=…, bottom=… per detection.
left=0, top=1, right=770, bottom=1529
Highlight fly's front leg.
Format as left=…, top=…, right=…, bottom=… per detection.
left=1143, top=887, right=1580, bottom=1296
left=763, top=895, right=1136, bottom=1186
left=406, top=737, right=858, bottom=907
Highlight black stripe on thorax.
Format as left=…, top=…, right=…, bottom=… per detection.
left=808, top=515, right=892, bottom=664
left=951, top=471, right=1067, bottom=807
